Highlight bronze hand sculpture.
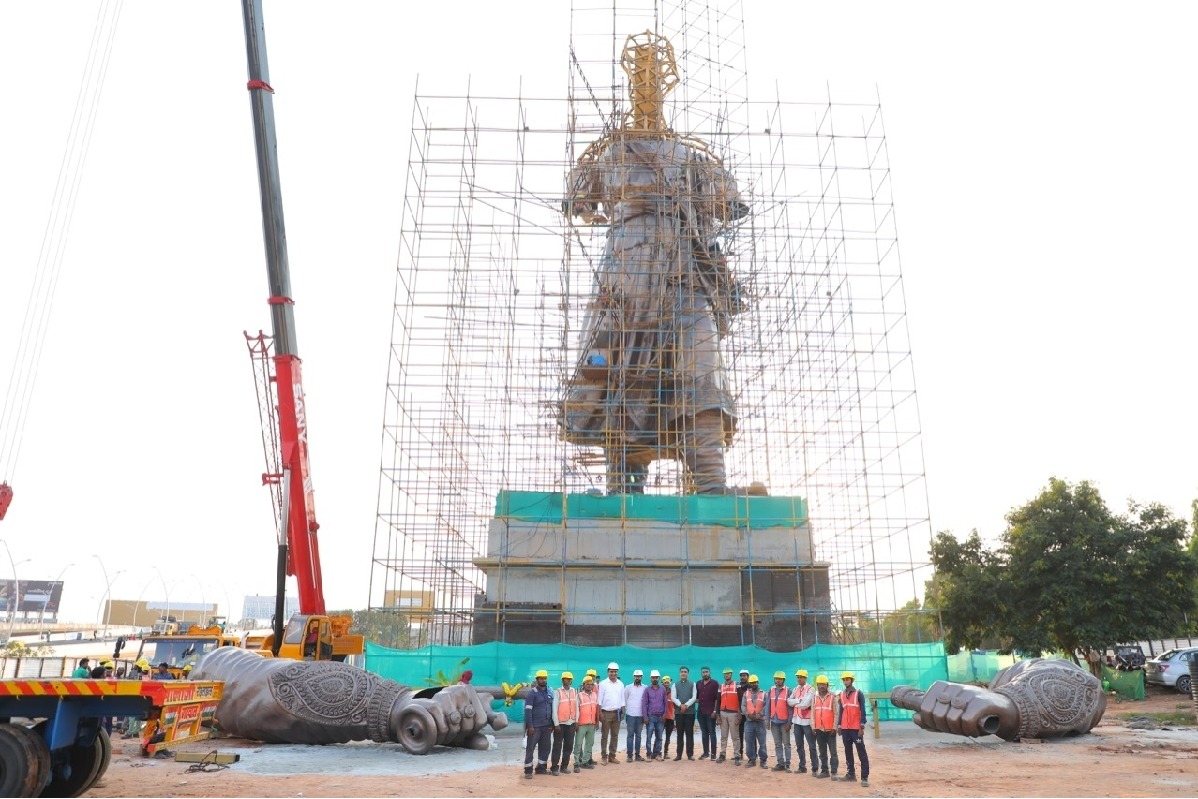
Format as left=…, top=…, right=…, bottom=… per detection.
left=890, top=658, right=1105, bottom=741
left=194, top=646, right=508, bottom=754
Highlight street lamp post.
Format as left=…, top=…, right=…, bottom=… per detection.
left=2, top=545, right=31, bottom=645
left=92, top=555, right=124, bottom=631
left=36, top=563, right=73, bottom=633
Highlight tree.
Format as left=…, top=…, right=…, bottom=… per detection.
left=927, top=529, right=1003, bottom=652
left=929, top=478, right=1198, bottom=657
left=332, top=608, right=426, bottom=650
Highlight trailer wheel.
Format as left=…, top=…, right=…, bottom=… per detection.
left=0, top=723, right=49, bottom=798
left=37, top=727, right=110, bottom=798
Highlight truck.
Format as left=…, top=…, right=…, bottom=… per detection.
left=0, top=678, right=222, bottom=797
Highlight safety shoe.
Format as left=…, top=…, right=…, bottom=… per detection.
left=524, top=771, right=533, bottom=780
left=717, top=753, right=726, bottom=763
left=816, top=771, right=830, bottom=779
left=745, top=760, right=756, bottom=768
left=674, top=754, right=683, bottom=761
left=773, top=763, right=788, bottom=772
left=573, top=765, right=581, bottom=773
left=608, top=756, right=620, bottom=764
left=635, top=753, right=645, bottom=762
left=861, top=778, right=870, bottom=787
left=550, top=767, right=559, bottom=776
left=699, top=752, right=709, bottom=760
left=733, top=757, right=742, bottom=765
left=840, top=773, right=857, bottom=782
left=760, top=761, right=768, bottom=769
left=796, top=766, right=808, bottom=774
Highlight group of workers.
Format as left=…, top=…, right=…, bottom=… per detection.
left=523, top=662, right=871, bottom=786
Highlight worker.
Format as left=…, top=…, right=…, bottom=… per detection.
left=740, top=674, right=767, bottom=768
left=624, top=668, right=648, bottom=761
left=523, top=669, right=554, bottom=779
left=152, top=662, right=174, bottom=681
left=182, top=664, right=194, bottom=680
left=550, top=671, right=579, bottom=776
left=670, top=666, right=696, bottom=760
left=597, top=662, right=624, bottom=764
left=695, top=666, right=720, bottom=760
left=716, top=668, right=741, bottom=763
left=810, top=675, right=840, bottom=778
left=768, top=671, right=791, bottom=771
left=661, top=675, right=676, bottom=759
left=735, top=668, right=750, bottom=762
left=71, top=657, right=91, bottom=678
left=837, top=672, right=870, bottom=786
left=574, top=675, right=599, bottom=771
left=642, top=670, right=670, bottom=760
left=122, top=658, right=152, bottom=739
left=788, top=669, right=818, bottom=774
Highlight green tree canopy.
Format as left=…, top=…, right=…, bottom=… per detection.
left=930, top=477, right=1198, bottom=657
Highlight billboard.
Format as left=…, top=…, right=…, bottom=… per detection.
left=0, top=580, right=66, bottom=614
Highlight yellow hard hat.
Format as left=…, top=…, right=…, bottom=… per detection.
left=815, top=675, right=829, bottom=684
left=662, top=675, right=671, bottom=684
left=136, top=658, right=150, bottom=670
left=773, top=671, right=786, bottom=680
left=723, top=667, right=733, bottom=674
left=183, top=664, right=193, bottom=672
left=100, top=658, right=114, bottom=668
left=535, top=669, right=549, bottom=678
left=796, top=669, right=808, bottom=677
left=841, top=672, right=855, bottom=681
left=561, top=671, right=574, bottom=680
left=586, top=669, right=598, bottom=677
left=748, top=674, right=759, bottom=683
left=583, top=675, right=594, bottom=683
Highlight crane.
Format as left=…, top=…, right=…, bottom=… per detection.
left=238, top=0, right=361, bottom=661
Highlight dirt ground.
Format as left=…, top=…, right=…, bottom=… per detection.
left=89, top=686, right=1197, bottom=798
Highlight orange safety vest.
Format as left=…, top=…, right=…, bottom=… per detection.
left=664, top=696, right=675, bottom=721
left=790, top=683, right=813, bottom=720
left=812, top=692, right=837, bottom=731
left=743, top=689, right=765, bottom=719
left=577, top=690, right=598, bottom=725
left=719, top=682, right=740, bottom=711
left=840, top=688, right=863, bottom=729
left=769, top=686, right=790, bottom=720
left=556, top=687, right=579, bottom=723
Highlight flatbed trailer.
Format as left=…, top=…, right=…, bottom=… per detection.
left=0, top=678, right=223, bottom=797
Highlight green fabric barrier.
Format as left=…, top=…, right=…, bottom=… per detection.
left=366, top=640, right=948, bottom=723
left=495, top=490, right=807, bottom=528
left=946, top=650, right=1017, bottom=685
left=1101, top=664, right=1146, bottom=700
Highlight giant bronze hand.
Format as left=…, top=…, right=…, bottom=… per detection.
left=194, top=646, right=507, bottom=754
left=890, top=658, right=1105, bottom=741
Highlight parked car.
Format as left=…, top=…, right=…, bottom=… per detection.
left=1144, top=647, right=1196, bottom=695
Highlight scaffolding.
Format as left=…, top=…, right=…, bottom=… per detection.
left=369, top=0, right=934, bottom=648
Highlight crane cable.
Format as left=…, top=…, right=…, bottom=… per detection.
left=0, top=0, right=124, bottom=489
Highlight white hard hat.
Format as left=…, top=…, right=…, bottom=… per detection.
left=633, top=669, right=643, bottom=676
left=739, top=668, right=749, bottom=675
left=649, top=669, right=661, bottom=677
left=607, top=662, right=619, bottom=670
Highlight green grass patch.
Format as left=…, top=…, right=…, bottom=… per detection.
left=1115, top=707, right=1197, bottom=727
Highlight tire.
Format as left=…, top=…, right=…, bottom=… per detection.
left=1177, top=675, right=1192, bottom=697
left=37, top=726, right=109, bottom=799
left=10, top=727, right=51, bottom=798
left=0, top=723, right=46, bottom=798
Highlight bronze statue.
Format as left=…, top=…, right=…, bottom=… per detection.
left=560, top=31, right=749, bottom=495
left=890, top=658, right=1106, bottom=741
left=193, top=646, right=507, bottom=754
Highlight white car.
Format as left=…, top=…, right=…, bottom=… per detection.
left=1144, top=647, right=1196, bottom=695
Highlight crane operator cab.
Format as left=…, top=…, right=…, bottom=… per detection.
left=283, top=614, right=333, bottom=661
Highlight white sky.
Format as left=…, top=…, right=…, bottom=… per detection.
left=1, top=1, right=1195, bottom=625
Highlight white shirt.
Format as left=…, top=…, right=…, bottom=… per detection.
left=598, top=677, right=626, bottom=711
left=624, top=682, right=648, bottom=717
left=788, top=682, right=814, bottom=725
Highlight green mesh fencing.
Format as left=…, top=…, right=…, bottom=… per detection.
left=946, top=650, right=1019, bottom=684
left=1101, top=664, right=1146, bottom=700
left=366, top=640, right=948, bottom=722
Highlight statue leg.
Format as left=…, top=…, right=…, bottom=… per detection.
left=681, top=410, right=728, bottom=494
left=605, top=448, right=647, bottom=494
